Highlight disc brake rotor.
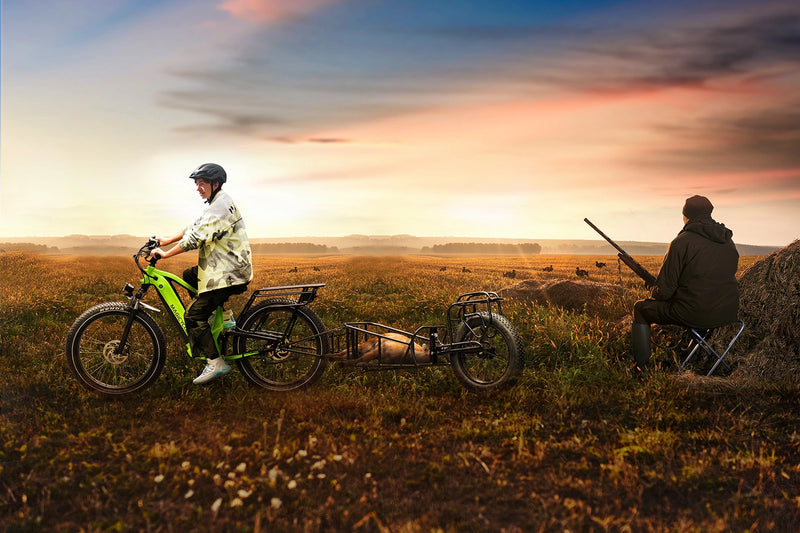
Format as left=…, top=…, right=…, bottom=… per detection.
left=271, top=346, right=293, bottom=362
left=103, top=341, right=129, bottom=364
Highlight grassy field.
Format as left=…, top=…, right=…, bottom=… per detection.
left=2, top=251, right=798, bottom=532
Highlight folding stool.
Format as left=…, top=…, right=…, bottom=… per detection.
left=680, top=319, right=745, bottom=376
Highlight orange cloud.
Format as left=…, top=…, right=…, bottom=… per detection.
left=218, top=0, right=344, bottom=23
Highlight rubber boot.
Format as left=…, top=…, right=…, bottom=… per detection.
left=632, top=323, right=651, bottom=371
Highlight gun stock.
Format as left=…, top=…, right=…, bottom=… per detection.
left=584, top=218, right=657, bottom=287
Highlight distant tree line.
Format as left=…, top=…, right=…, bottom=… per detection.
left=250, top=242, right=339, bottom=254
left=0, top=243, right=58, bottom=253
left=421, top=242, right=542, bottom=254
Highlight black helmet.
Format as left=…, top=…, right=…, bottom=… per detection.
left=189, top=163, right=227, bottom=185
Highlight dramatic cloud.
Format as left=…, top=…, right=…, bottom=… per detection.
left=643, top=102, right=800, bottom=173
left=218, top=0, right=345, bottom=23
left=582, top=12, right=800, bottom=91
left=161, top=5, right=800, bottom=141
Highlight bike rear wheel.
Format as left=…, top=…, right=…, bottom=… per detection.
left=234, top=298, right=329, bottom=391
left=451, top=312, right=524, bottom=392
left=65, top=302, right=166, bottom=397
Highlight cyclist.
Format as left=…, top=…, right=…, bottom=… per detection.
left=152, top=163, right=253, bottom=384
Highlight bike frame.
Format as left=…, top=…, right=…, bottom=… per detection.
left=126, top=243, right=251, bottom=361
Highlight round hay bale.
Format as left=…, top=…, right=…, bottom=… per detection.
left=498, top=278, right=623, bottom=313
left=729, top=240, right=800, bottom=383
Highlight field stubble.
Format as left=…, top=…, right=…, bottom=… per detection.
left=1, top=251, right=798, bottom=532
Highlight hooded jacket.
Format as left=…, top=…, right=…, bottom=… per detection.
left=652, top=216, right=739, bottom=328
left=179, top=190, right=253, bottom=293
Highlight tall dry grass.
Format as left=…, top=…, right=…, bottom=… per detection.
left=1, top=251, right=795, bottom=532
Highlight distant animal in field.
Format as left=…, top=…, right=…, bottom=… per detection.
left=333, top=332, right=430, bottom=365
left=575, top=267, right=589, bottom=278
left=313, top=266, right=321, bottom=271
left=439, top=266, right=447, bottom=271
left=542, top=265, right=554, bottom=272
left=288, top=266, right=298, bottom=273
left=462, top=266, right=472, bottom=273
left=595, top=261, right=607, bottom=269
left=502, top=269, right=517, bottom=279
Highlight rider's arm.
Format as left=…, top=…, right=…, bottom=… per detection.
left=153, top=245, right=185, bottom=260
left=157, top=231, right=184, bottom=247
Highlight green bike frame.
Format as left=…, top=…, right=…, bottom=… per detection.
left=134, top=263, right=237, bottom=360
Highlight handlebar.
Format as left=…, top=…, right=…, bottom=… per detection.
left=134, top=237, right=161, bottom=272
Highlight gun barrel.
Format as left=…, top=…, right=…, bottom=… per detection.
left=584, top=217, right=657, bottom=286
left=584, top=218, right=625, bottom=255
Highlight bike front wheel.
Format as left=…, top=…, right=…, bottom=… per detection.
left=65, top=302, right=167, bottom=397
left=451, top=312, right=525, bottom=392
left=233, top=298, right=329, bottom=391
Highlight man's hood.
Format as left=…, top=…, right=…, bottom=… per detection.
left=681, top=216, right=733, bottom=244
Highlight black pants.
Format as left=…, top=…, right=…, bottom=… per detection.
left=633, top=298, right=680, bottom=326
left=632, top=298, right=688, bottom=368
left=183, top=266, right=246, bottom=360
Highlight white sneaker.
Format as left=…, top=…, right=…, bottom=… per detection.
left=193, top=358, right=231, bottom=385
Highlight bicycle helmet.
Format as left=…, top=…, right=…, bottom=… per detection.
left=189, top=163, right=227, bottom=185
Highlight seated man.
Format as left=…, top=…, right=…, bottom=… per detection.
left=632, top=195, right=739, bottom=371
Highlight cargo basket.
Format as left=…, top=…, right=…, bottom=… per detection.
left=324, top=322, right=447, bottom=368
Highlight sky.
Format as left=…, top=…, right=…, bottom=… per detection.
left=1, top=0, right=799, bottom=246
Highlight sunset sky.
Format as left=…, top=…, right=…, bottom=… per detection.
left=2, top=0, right=799, bottom=246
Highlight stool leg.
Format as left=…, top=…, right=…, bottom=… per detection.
left=706, top=321, right=745, bottom=376
left=680, top=340, right=702, bottom=369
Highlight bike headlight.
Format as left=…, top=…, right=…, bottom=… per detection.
left=122, top=283, right=135, bottom=298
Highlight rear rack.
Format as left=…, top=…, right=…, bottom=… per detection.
left=241, top=283, right=325, bottom=314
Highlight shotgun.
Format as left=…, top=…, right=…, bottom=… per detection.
left=584, top=218, right=657, bottom=288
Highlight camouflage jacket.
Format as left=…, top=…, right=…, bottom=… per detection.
left=179, top=190, right=253, bottom=293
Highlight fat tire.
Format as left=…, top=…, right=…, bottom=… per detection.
left=451, top=312, right=524, bottom=392
left=65, top=302, right=166, bottom=398
left=234, top=298, right=329, bottom=391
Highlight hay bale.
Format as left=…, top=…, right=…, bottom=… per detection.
left=730, top=240, right=800, bottom=383
left=498, top=278, right=623, bottom=313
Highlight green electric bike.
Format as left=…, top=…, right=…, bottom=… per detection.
left=65, top=238, right=330, bottom=397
